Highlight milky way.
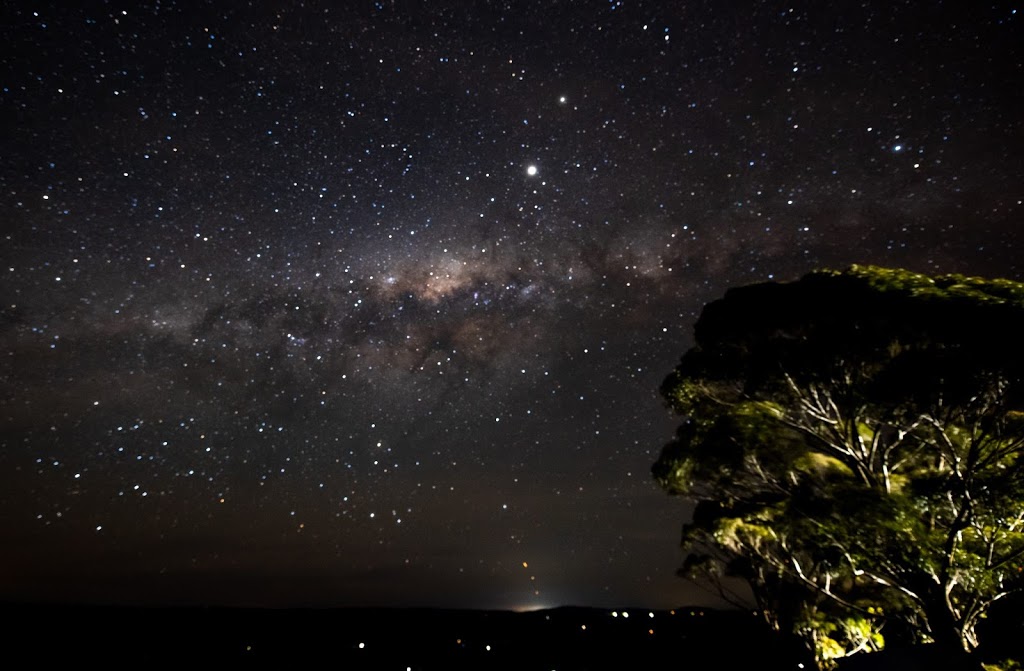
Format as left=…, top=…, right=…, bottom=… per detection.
left=1, top=1, right=1021, bottom=608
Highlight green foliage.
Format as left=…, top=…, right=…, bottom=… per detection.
left=822, top=264, right=1024, bottom=306
left=795, top=605, right=886, bottom=669
left=983, top=661, right=1024, bottom=671
left=653, top=265, right=1024, bottom=669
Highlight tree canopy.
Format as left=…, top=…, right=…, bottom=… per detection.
left=652, top=265, right=1024, bottom=669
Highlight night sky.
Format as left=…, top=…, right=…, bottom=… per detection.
left=2, top=1, right=1021, bottom=610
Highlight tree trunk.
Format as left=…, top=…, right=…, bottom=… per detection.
left=923, top=604, right=981, bottom=670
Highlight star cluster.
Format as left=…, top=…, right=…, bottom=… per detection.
left=1, top=1, right=1021, bottom=608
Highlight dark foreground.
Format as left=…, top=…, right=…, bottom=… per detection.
left=7, top=602, right=1020, bottom=669
left=4, top=603, right=807, bottom=669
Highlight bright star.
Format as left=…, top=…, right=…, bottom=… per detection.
left=526, top=165, right=538, bottom=176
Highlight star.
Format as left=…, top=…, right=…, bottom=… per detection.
left=1, top=0, right=1018, bottom=613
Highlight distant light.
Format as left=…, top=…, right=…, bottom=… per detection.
left=526, top=165, right=538, bottom=176
left=622, top=611, right=629, bottom=618
left=893, top=144, right=903, bottom=152
left=559, top=96, right=567, bottom=104
left=358, top=642, right=365, bottom=649
left=485, top=645, right=492, bottom=651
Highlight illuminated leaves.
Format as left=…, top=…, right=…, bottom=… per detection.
left=653, top=265, right=1024, bottom=664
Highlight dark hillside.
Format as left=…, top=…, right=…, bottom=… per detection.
left=2, top=603, right=805, bottom=669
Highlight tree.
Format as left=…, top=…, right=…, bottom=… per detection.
left=652, top=265, right=1024, bottom=669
